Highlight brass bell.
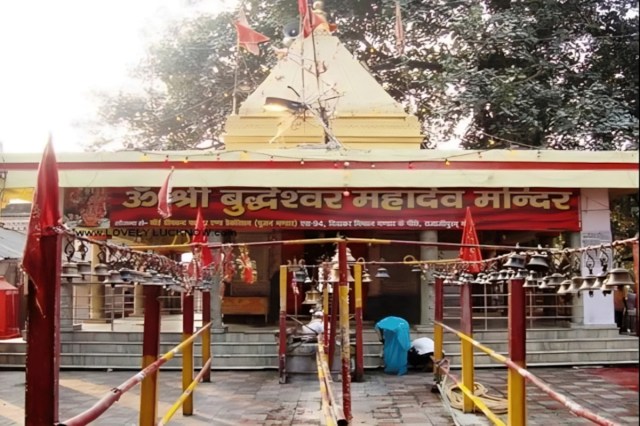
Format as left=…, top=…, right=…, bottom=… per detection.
left=93, top=263, right=110, bottom=282
left=578, top=275, right=596, bottom=292
left=538, top=276, right=551, bottom=289
left=523, top=271, right=539, bottom=288
left=546, top=273, right=565, bottom=287
left=374, top=266, right=390, bottom=279
left=526, top=253, right=550, bottom=272
left=61, top=262, right=82, bottom=283
left=557, top=279, right=571, bottom=294
left=504, top=253, right=526, bottom=270
left=602, top=267, right=635, bottom=289
left=487, top=271, right=500, bottom=283
left=302, top=288, right=322, bottom=305
left=564, top=277, right=582, bottom=294
left=497, top=269, right=512, bottom=282
left=77, top=260, right=92, bottom=278
left=327, top=268, right=355, bottom=283
left=593, top=271, right=608, bottom=290
left=362, top=270, right=372, bottom=283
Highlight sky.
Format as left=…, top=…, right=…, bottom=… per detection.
left=0, top=0, right=235, bottom=154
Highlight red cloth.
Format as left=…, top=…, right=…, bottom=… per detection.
left=459, top=207, right=483, bottom=273
left=193, top=208, right=213, bottom=268
left=22, top=137, right=61, bottom=315
left=157, top=168, right=174, bottom=219
left=235, top=9, right=270, bottom=55
left=298, top=0, right=327, bottom=38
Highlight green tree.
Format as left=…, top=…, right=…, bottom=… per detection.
left=89, top=0, right=639, bottom=151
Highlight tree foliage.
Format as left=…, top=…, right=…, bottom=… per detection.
left=89, top=0, right=639, bottom=151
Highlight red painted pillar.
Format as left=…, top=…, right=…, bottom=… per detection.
left=25, top=234, right=61, bottom=426
left=182, top=293, right=194, bottom=415
left=632, top=241, right=639, bottom=337
left=508, top=276, right=527, bottom=424
left=139, top=285, right=161, bottom=425
left=202, top=291, right=211, bottom=382
left=338, top=241, right=352, bottom=420
left=353, top=263, right=364, bottom=382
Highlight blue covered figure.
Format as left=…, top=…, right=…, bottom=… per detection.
left=375, top=316, right=411, bottom=376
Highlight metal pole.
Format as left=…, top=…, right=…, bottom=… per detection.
left=433, top=276, right=444, bottom=374
left=328, top=281, right=339, bottom=370
left=338, top=241, right=352, bottom=420
left=322, top=280, right=329, bottom=352
left=353, top=263, right=364, bottom=382
left=202, top=290, right=211, bottom=382
left=25, top=234, right=61, bottom=426
left=633, top=241, right=639, bottom=337
left=460, top=282, right=475, bottom=413
left=508, top=276, right=527, bottom=425
left=182, top=293, right=194, bottom=415
left=139, top=285, right=161, bottom=426
left=278, top=265, right=288, bottom=384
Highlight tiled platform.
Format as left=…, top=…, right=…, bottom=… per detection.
left=0, top=367, right=637, bottom=425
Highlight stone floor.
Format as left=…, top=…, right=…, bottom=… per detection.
left=0, top=367, right=637, bottom=425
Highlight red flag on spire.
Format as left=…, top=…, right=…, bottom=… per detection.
left=394, top=1, right=405, bottom=54
left=299, top=2, right=328, bottom=38
left=459, top=207, right=483, bottom=274
left=235, top=8, right=270, bottom=55
left=157, top=168, right=174, bottom=219
left=22, top=137, right=61, bottom=315
left=193, top=208, right=213, bottom=268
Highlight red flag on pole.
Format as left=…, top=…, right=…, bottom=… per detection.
left=157, top=168, right=174, bottom=219
left=394, top=1, right=405, bottom=54
left=235, top=8, right=270, bottom=55
left=22, top=136, right=61, bottom=315
left=298, top=0, right=328, bottom=37
left=460, top=207, right=483, bottom=274
left=193, top=208, right=213, bottom=268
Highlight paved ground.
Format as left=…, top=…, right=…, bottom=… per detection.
left=0, top=367, right=637, bottom=425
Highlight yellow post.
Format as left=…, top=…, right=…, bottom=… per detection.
left=460, top=283, right=475, bottom=413
left=182, top=294, right=194, bottom=415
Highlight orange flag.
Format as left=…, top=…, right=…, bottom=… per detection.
left=22, top=137, right=61, bottom=315
left=157, top=168, right=174, bottom=219
left=459, top=207, right=483, bottom=273
left=235, top=8, right=270, bottom=55
left=193, top=208, right=213, bottom=268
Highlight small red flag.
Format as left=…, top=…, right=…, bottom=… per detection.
left=193, top=208, right=213, bottom=268
left=300, top=3, right=327, bottom=38
left=235, top=8, right=270, bottom=55
left=157, top=168, right=174, bottom=219
left=394, top=1, right=405, bottom=54
left=459, top=207, right=483, bottom=273
left=22, top=137, right=61, bottom=315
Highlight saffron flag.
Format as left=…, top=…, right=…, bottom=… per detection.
left=299, top=0, right=327, bottom=37
left=394, top=0, right=405, bottom=54
left=193, top=208, right=213, bottom=268
left=157, top=168, right=174, bottom=219
left=22, top=137, right=61, bottom=315
left=459, top=207, right=483, bottom=274
left=235, top=8, right=270, bottom=55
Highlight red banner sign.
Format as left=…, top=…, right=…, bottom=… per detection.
left=62, top=187, right=580, bottom=231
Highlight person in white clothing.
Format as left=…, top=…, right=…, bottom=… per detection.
left=408, top=337, right=439, bottom=371
left=300, top=311, right=324, bottom=341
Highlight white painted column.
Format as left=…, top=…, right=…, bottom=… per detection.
left=416, top=230, right=438, bottom=331
left=570, top=189, right=615, bottom=327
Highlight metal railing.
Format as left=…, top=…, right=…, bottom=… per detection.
left=432, top=276, right=621, bottom=426
left=316, top=338, right=348, bottom=426
left=58, top=321, right=212, bottom=426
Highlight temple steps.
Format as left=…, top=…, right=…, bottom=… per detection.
left=0, top=326, right=637, bottom=370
